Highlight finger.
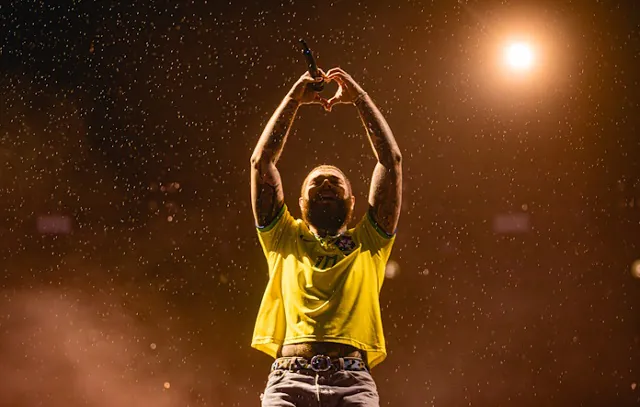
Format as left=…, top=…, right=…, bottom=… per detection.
left=327, top=75, right=349, bottom=90
left=326, top=67, right=350, bottom=78
left=326, top=73, right=352, bottom=88
left=325, top=67, right=344, bottom=76
left=325, top=94, right=350, bottom=111
left=300, top=71, right=324, bottom=83
left=333, top=67, right=349, bottom=76
left=323, top=93, right=338, bottom=111
left=300, top=74, right=319, bottom=83
left=318, top=97, right=331, bottom=110
left=322, top=98, right=333, bottom=111
left=327, top=96, right=350, bottom=106
left=326, top=73, right=346, bottom=85
left=325, top=73, right=345, bottom=83
left=300, top=73, right=325, bottom=85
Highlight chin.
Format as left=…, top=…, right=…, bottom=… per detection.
left=302, top=201, right=353, bottom=233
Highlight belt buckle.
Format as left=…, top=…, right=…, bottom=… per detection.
left=310, top=355, right=332, bottom=372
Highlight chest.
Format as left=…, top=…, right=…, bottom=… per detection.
left=297, top=234, right=358, bottom=270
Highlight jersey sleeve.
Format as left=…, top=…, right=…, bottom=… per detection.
left=256, top=204, right=297, bottom=260
left=352, top=208, right=396, bottom=263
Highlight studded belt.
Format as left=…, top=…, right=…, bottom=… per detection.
left=271, top=355, right=369, bottom=373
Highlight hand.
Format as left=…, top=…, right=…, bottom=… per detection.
left=321, top=67, right=367, bottom=112
left=287, top=71, right=326, bottom=105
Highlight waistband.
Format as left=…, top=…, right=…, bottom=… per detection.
left=272, top=355, right=369, bottom=373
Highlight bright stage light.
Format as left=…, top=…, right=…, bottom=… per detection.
left=632, top=259, right=640, bottom=279
left=504, top=42, right=534, bottom=70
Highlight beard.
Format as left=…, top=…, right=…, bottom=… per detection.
left=301, top=197, right=353, bottom=235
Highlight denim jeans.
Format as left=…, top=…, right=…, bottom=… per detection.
left=260, top=368, right=380, bottom=406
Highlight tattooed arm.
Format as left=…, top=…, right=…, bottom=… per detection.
left=324, top=68, right=402, bottom=235
left=250, top=72, right=325, bottom=227
left=356, top=93, right=402, bottom=235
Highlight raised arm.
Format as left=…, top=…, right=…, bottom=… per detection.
left=324, top=68, right=402, bottom=235
left=250, top=72, right=325, bottom=227
left=355, top=93, right=402, bottom=235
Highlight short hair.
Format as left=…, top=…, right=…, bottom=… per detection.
left=300, top=165, right=352, bottom=197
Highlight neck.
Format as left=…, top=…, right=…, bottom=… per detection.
left=308, top=224, right=346, bottom=239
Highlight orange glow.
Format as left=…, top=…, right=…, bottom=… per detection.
left=632, top=259, right=640, bottom=279
left=504, top=42, right=535, bottom=70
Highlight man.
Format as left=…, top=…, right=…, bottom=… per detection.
left=250, top=67, right=402, bottom=406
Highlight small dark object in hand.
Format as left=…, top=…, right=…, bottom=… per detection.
left=299, top=39, right=324, bottom=92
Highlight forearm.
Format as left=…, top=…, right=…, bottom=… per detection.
left=251, top=96, right=301, bottom=163
left=354, top=94, right=402, bottom=166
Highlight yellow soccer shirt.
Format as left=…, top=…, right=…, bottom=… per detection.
left=251, top=204, right=395, bottom=368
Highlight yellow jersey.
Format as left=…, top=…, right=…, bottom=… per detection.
left=251, top=204, right=395, bottom=368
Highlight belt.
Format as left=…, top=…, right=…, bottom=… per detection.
left=271, top=355, right=369, bottom=373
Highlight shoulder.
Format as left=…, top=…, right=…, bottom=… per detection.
left=256, top=205, right=301, bottom=235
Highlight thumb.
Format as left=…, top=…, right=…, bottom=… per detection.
left=319, top=97, right=331, bottom=111
left=325, top=94, right=349, bottom=111
left=324, top=86, right=345, bottom=111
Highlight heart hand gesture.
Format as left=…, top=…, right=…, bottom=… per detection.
left=321, top=68, right=367, bottom=112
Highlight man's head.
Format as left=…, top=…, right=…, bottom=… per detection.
left=299, top=165, right=355, bottom=236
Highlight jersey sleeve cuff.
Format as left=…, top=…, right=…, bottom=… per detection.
left=256, top=204, right=286, bottom=232
left=366, top=209, right=396, bottom=239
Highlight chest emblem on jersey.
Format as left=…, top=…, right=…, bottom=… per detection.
left=335, top=235, right=356, bottom=253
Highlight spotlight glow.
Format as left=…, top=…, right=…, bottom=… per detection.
left=632, top=259, right=640, bottom=279
left=504, top=42, right=534, bottom=70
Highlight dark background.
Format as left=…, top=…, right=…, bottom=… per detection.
left=1, top=0, right=639, bottom=406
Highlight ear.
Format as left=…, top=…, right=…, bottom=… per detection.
left=299, top=196, right=304, bottom=211
left=350, top=195, right=355, bottom=208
